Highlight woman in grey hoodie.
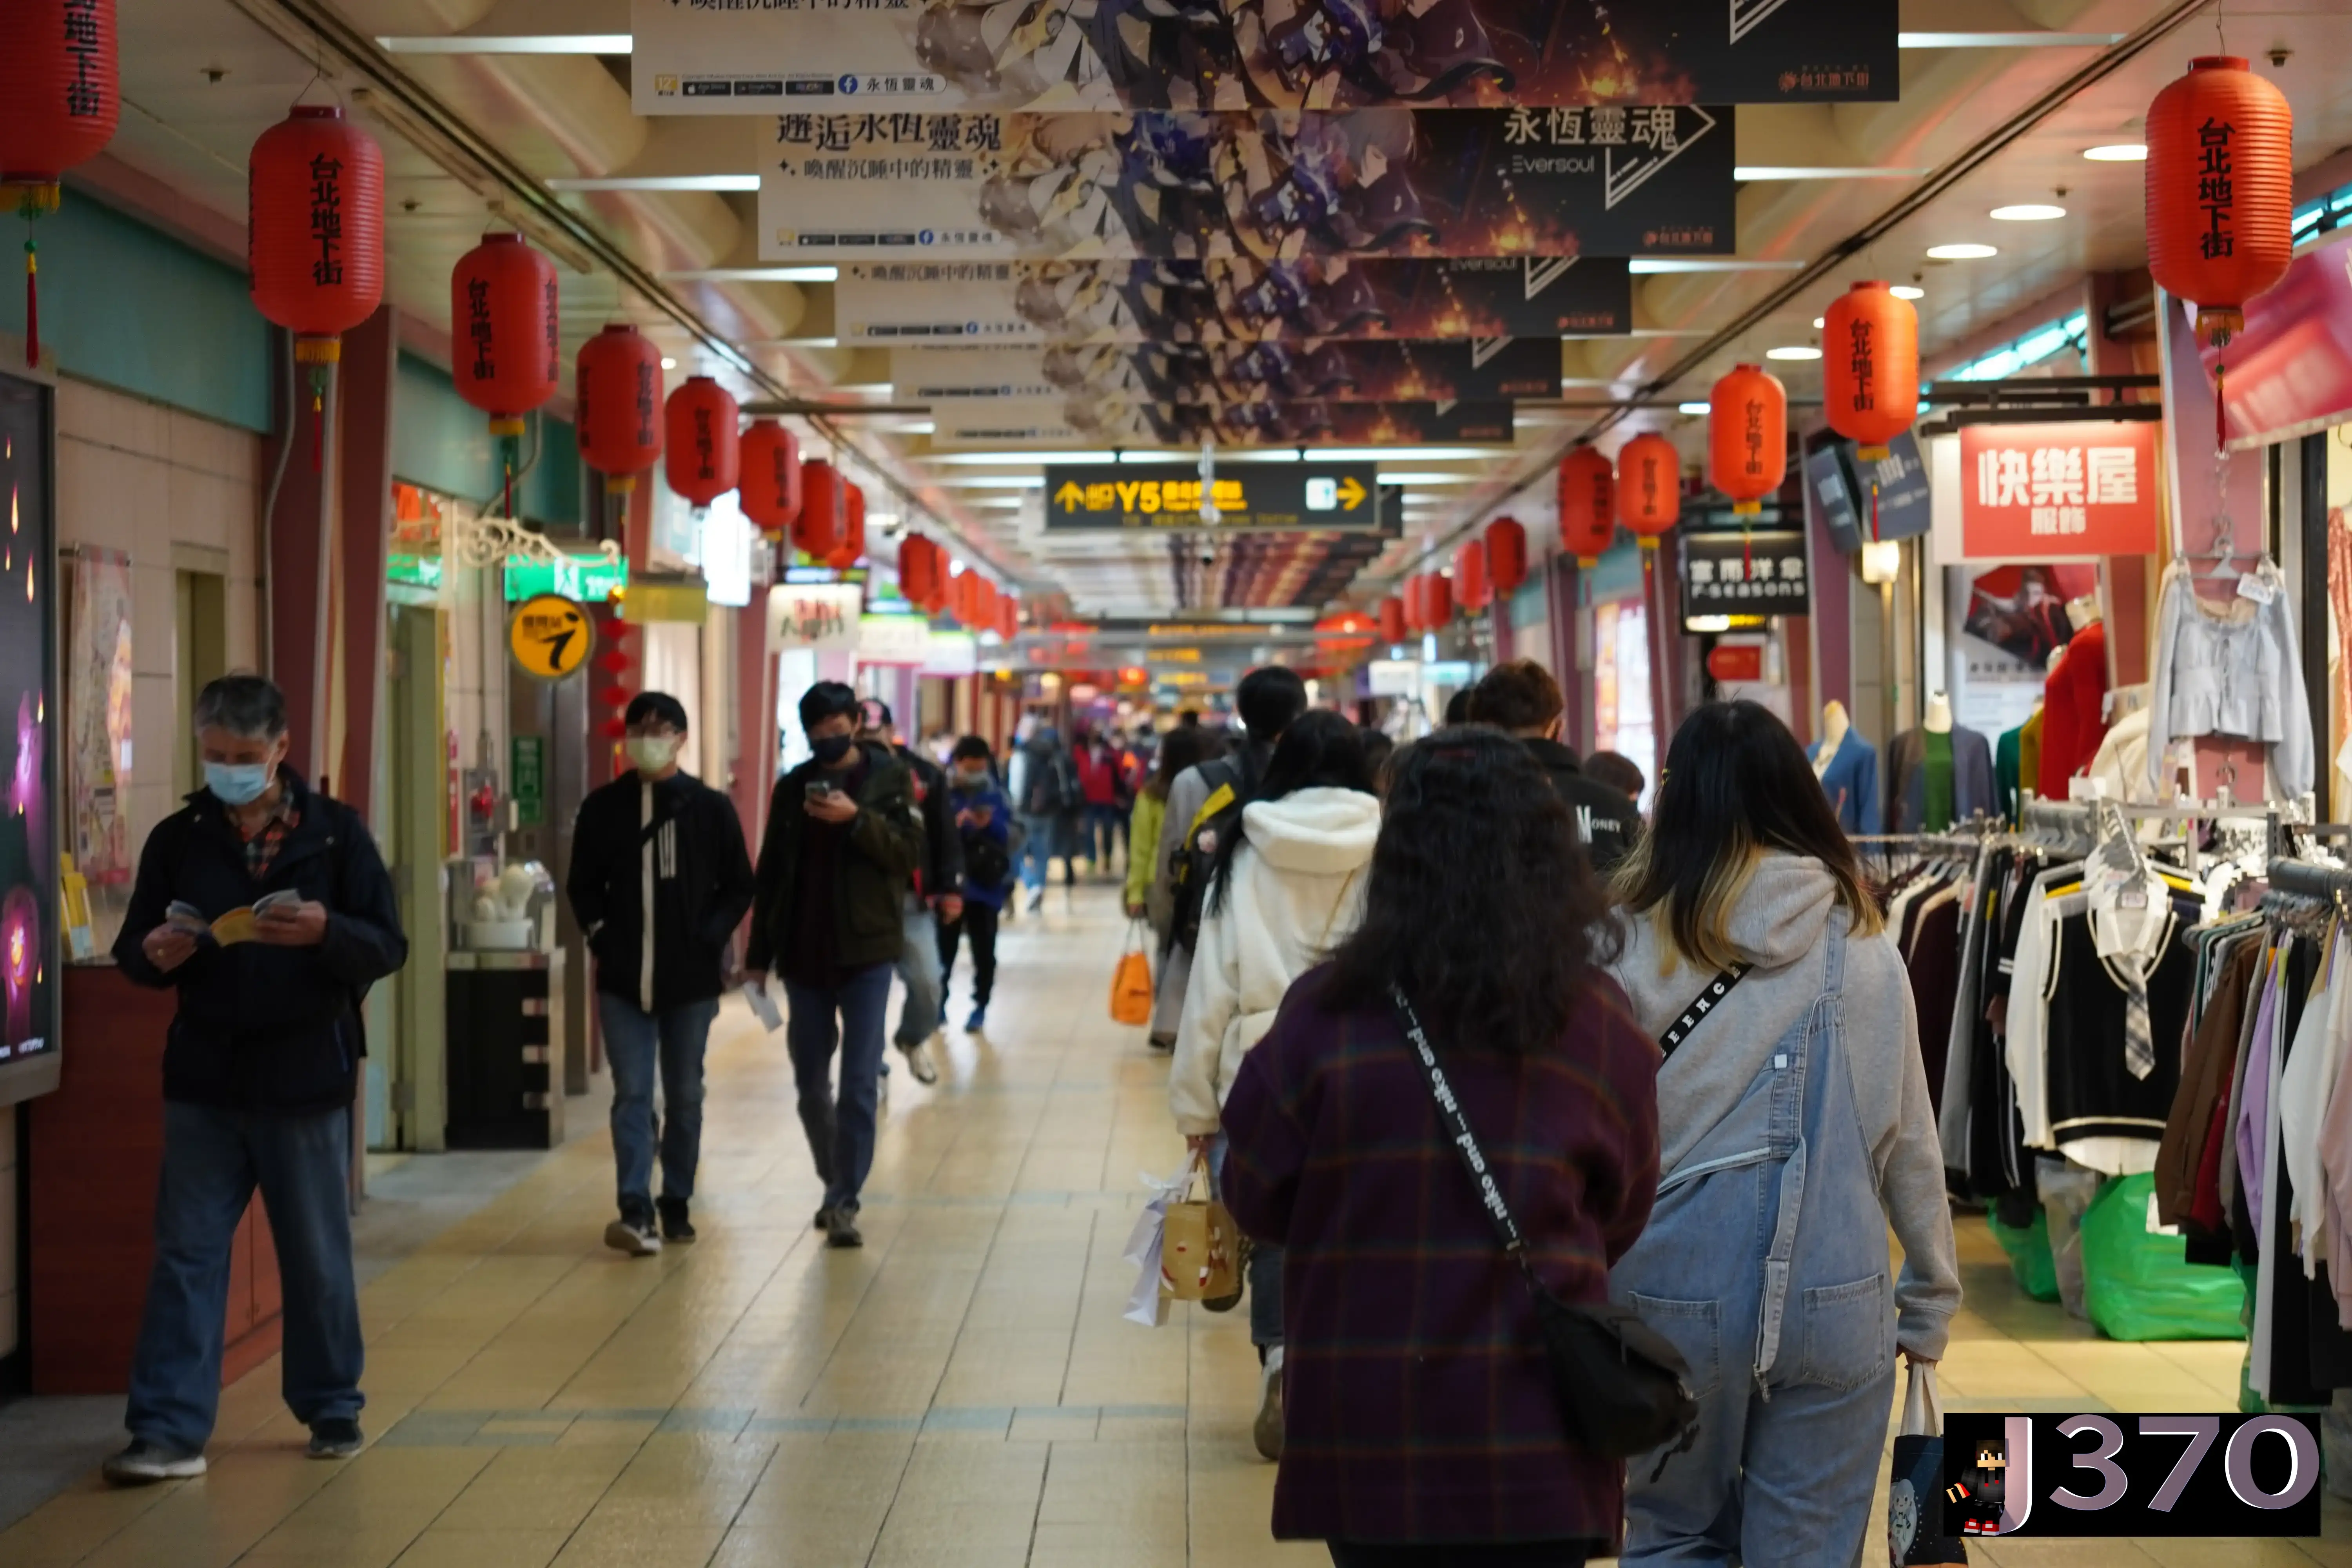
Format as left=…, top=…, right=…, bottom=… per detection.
left=1604, top=701, right=1961, bottom=1568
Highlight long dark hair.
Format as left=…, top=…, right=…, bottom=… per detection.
left=1145, top=722, right=1209, bottom=803
left=1612, top=700, right=1882, bottom=971
left=1323, top=727, right=1611, bottom=1054
left=1203, top=710, right=1374, bottom=916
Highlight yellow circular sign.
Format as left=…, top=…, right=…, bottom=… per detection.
left=508, top=593, right=593, bottom=680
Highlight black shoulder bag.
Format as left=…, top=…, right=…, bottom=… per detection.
left=1389, top=983, right=1702, bottom=1474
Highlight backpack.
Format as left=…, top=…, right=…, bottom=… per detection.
left=1020, top=746, right=1079, bottom=817
left=964, top=827, right=1014, bottom=892
left=1168, top=755, right=1249, bottom=953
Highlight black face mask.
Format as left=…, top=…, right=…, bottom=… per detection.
left=812, top=734, right=855, bottom=764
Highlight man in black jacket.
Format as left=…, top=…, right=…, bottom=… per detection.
left=1465, top=658, right=1642, bottom=875
left=105, top=676, right=408, bottom=1483
left=566, top=691, right=755, bottom=1257
left=748, top=682, right=926, bottom=1248
left=858, top=698, right=960, bottom=1085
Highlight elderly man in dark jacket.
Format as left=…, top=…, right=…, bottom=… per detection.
left=748, top=681, right=926, bottom=1248
left=105, top=675, right=407, bottom=1483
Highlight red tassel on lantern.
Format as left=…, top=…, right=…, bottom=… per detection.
left=577, top=323, right=664, bottom=495
left=450, top=232, right=558, bottom=517
left=1617, top=432, right=1682, bottom=545
left=2147, top=56, right=2294, bottom=347
left=1821, top=280, right=1918, bottom=460
left=740, top=419, right=802, bottom=538
left=663, top=377, right=740, bottom=509
left=796, top=460, right=848, bottom=561
left=1708, top=365, right=1787, bottom=516
left=1558, top=446, right=1617, bottom=565
left=828, top=481, right=866, bottom=569
left=2, top=0, right=120, bottom=369
left=1377, top=595, right=1407, bottom=644
left=899, top=535, right=940, bottom=607
left=1454, top=542, right=1491, bottom=613
left=1486, top=516, right=1528, bottom=599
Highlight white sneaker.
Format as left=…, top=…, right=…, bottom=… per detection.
left=103, top=1441, right=207, bottom=1485
left=902, top=1036, right=940, bottom=1085
left=1253, top=1347, right=1285, bottom=1462
left=603, top=1217, right=661, bottom=1258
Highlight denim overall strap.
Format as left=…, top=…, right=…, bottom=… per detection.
left=1751, top=913, right=1849, bottom=1394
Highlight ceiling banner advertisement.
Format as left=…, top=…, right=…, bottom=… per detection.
left=892, top=337, right=1561, bottom=403
left=931, top=396, right=1513, bottom=448
left=1942, top=419, right=2162, bottom=563
left=1043, top=461, right=1383, bottom=531
left=634, top=0, right=1891, bottom=114
left=756, top=107, right=1735, bottom=261
left=837, top=257, right=1633, bottom=344
left=2201, top=226, right=2352, bottom=450
left=1677, top=528, right=1811, bottom=617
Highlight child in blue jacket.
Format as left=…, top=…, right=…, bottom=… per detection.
left=940, top=735, right=1014, bottom=1031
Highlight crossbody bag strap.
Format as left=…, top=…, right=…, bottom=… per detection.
left=1389, top=984, right=1531, bottom=1266
left=1657, top=962, right=1754, bottom=1058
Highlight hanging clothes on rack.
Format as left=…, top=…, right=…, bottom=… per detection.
left=2146, top=557, right=2315, bottom=801
left=2040, top=619, right=2111, bottom=801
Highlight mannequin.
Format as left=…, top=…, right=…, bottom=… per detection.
left=1889, top=697, right=1992, bottom=832
left=1924, top=692, right=1953, bottom=734
left=2067, top=593, right=2103, bottom=633
left=1808, top=699, right=1878, bottom=833
left=1814, top=700, right=1850, bottom=779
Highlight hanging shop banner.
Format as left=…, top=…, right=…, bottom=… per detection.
left=767, top=583, right=865, bottom=653
left=858, top=612, right=935, bottom=665
left=757, top=107, right=1735, bottom=261
left=1804, top=443, right=1863, bottom=554
left=1046, top=462, right=1382, bottom=531
left=633, top=0, right=1891, bottom=113
left=920, top=630, right=980, bottom=677
left=933, top=397, right=1512, bottom=449
left=65, top=545, right=133, bottom=892
left=1678, top=528, right=1811, bottom=617
left=1946, top=420, right=2161, bottom=563
left=2203, top=227, right=2352, bottom=450
left=837, top=257, right=1633, bottom=343
left=893, top=337, right=1559, bottom=404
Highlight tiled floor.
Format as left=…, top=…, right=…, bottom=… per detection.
left=3, top=886, right=2346, bottom=1565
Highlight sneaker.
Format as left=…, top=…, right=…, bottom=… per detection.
left=1146, top=1034, right=1174, bottom=1054
left=1253, top=1347, right=1285, bottom=1462
left=813, top=1206, right=831, bottom=1232
left=826, top=1207, right=865, bottom=1248
left=307, top=1419, right=364, bottom=1460
left=656, top=1197, right=696, bottom=1244
left=901, top=1036, right=939, bottom=1085
left=964, top=1005, right=987, bottom=1033
left=102, top=1440, right=206, bottom=1485
left=604, top=1216, right=662, bottom=1258
left=1026, top=888, right=1044, bottom=913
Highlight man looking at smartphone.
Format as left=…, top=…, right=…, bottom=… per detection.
left=748, top=682, right=926, bottom=1248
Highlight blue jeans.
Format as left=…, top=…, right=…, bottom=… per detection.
left=125, top=1100, right=363, bottom=1453
left=1018, top=813, right=1058, bottom=892
left=893, top=899, right=944, bottom=1048
left=600, top=993, right=720, bottom=1215
left=1082, top=802, right=1125, bottom=869
left=782, top=962, right=895, bottom=1215
left=1209, top=1134, right=1285, bottom=1349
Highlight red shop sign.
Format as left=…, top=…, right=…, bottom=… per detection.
left=1957, top=420, right=2159, bottom=560
left=1705, top=644, right=1764, bottom=683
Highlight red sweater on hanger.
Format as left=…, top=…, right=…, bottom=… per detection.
left=2037, top=619, right=2109, bottom=800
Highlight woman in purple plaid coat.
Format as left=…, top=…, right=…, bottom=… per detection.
left=1221, top=728, right=1662, bottom=1567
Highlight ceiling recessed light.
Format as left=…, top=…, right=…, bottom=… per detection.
left=2083, top=143, right=2148, bottom=162
left=548, top=175, right=762, bottom=193
left=1766, top=346, right=1822, bottom=361
left=1890, top=285, right=1925, bottom=299
left=1678, top=401, right=1710, bottom=414
left=1926, top=243, right=1998, bottom=260
left=659, top=357, right=678, bottom=370
left=1812, top=316, right=1826, bottom=328
left=1991, top=203, right=2067, bottom=221
left=378, top=34, right=632, bottom=54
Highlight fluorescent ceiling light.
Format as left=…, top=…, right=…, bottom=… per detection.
left=898, top=421, right=935, bottom=434
left=1678, top=401, right=1710, bottom=414
left=1991, top=203, right=2066, bottom=221
left=1812, top=316, right=1825, bottom=328
left=663, top=267, right=839, bottom=283
left=1890, top=285, right=1925, bottom=299
left=659, top=357, right=678, bottom=370
left=1766, top=346, right=1822, bottom=361
left=1629, top=258, right=1808, bottom=274
left=1260, top=446, right=1497, bottom=462
left=548, top=175, right=761, bottom=193
left=928, top=475, right=1043, bottom=488
left=2083, top=143, right=2148, bottom=162
left=377, top=34, right=631, bottom=53
left=1735, top=166, right=1930, bottom=180
left=1926, top=243, right=1998, bottom=259
left=1380, top=472, right=1477, bottom=484
left=929, top=451, right=1120, bottom=464
left=1687, top=614, right=1733, bottom=633
left=1898, top=31, right=2121, bottom=47
left=963, top=497, right=1027, bottom=508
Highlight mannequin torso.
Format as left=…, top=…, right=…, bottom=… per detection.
left=1815, top=701, right=1849, bottom=777
left=1925, top=693, right=1954, bottom=735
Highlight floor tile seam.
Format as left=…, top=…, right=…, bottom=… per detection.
left=1053, top=1209, right=1106, bottom=1412
left=352, top=1161, right=617, bottom=1350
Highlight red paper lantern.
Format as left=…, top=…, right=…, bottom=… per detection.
left=1616, top=432, right=1682, bottom=543
left=796, top=460, right=848, bottom=560
left=946, top=566, right=973, bottom=625
left=1558, top=445, right=1617, bottom=564
left=249, top=105, right=384, bottom=363
left=1486, top=515, right=1529, bottom=598
left=740, top=419, right=802, bottom=537
left=1, top=0, right=121, bottom=368
left=1708, top=364, right=1787, bottom=515
left=1454, top=541, right=1491, bottom=613
left=576, top=323, right=663, bottom=493
left=450, top=232, right=558, bottom=437
left=1400, top=575, right=1425, bottom=632
left=828, top=481, right=867, bottom=569
left=2147, top=56, right=2294, bottom=346
left=1421, top=572, right=1454, bottom=626
left=1377, top=595, right=1407, bottom=644
left=662, top=377, right=740, bottom=510
left=1821, top=281, right=1918, bottom=460
left=899, top=535, right=940, bottom=607
left=971, top=573, right=998, bottom=629
left=996, top=593, right=1019, bottom=641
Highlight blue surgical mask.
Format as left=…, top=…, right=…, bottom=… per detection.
left=205, top=760, right=273, bottom=806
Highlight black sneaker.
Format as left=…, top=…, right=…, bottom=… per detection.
left=307, top=1419, right=364, bottom=1460
left=604, top=1216, right=661, bottom=1257
left=656, top=1197, right=696, bottom=1243
left=826, top=1207, right=865, bottom=1248
left=102, top=1440, right=206, bottom=1485
left=813, top=1206, right=831, bottom=1232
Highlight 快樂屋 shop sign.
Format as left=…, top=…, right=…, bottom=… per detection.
left=633, top=0, right=1891, bottom=115
left=1679, top=529, right=1810, bottom=617
left=1930, top=419, right=2161, bottom=563
left=892, top=338, right=1560, bottom=404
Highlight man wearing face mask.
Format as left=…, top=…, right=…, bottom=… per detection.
left=748, top=682, right=926, bottom=1248
left=566, top=692, right=757, bottom=1258
left=105, top=675, right=407, bottom=1483
left=940, top=735, right=1014, bottom=1032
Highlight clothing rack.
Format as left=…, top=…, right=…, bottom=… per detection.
left=2266, top=858, right=2352, bottom=906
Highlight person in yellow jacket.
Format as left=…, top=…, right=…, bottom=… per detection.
left=1125, top=725, right=1210, bottom=946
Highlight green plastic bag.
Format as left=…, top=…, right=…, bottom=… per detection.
left=1985, top=1208, right=2060, bottom=1302
left=2079, top=1174, right=2247, bottom=1341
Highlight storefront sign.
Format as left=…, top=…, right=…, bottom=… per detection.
left=2205, top=226, right=2352, bottom=449
left=1045, top=462, right=1380, bottom=532
left=858, top=612, right=933, bottom=665
left=838, top=257, right=1634, bottom=345
left=1705, top=644, right=1764, bottom=683
left=504, top=554, right=626, bottom=604
left=1853, top=431, right=1932, bottom=542
left=1367, top=660, right=1420, bottom=696
left=634, top=0, right=1891, bottom=113
left=894, top=337, right=1560, bottom=404
left=941, top=398, right=1512, bottom=450
left=1806, top=444, right=1863, bottom=554
left=758, top=108, right=1734, bottom=261
left=919, top=630, right=979, bottom=677
left=1951, top=420, right=2160, bottom=562
left=767, top=583, right=864, bottom=653
left=510, top=734, right=546, bottom=829
left=1678, top=529, right=1811, bottom=617
left=507, top=593, right=594, bottom=680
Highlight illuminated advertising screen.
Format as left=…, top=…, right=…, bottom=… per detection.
left=0, top=369, right=61, bottom=1105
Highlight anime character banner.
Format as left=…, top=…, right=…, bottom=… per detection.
left=928, top=396, right=1514, bottom=448
left=756, top=106, right=1733, bottom=260
left=893, top=336, right=1559, bottom=403
left=838, top=256, right=1632, bottom=343
left=634, top=0, right=1892, bottom=113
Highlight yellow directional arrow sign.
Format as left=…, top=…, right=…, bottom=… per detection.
left=508, top=593, right=594, bottom=680
left=1053, top=482, right=1086, bottom=508
left=1336, top=475, right=1367, bottom=510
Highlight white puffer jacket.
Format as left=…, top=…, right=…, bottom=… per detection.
left=1168, top=786, right=1380, bottom=1136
